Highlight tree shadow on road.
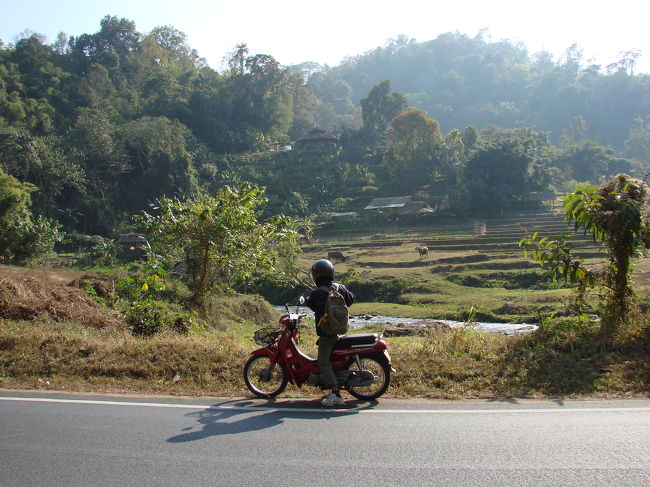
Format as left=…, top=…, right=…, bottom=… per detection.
left=166, top=398, right=377, bottom=443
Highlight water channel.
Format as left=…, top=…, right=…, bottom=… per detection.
left=277, top=306, right=538, bottom=335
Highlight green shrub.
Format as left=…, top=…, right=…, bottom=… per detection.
left=343, top=277, right=411, bottom=302
left=124, top=299, right=204, bottom=336
left=125, top=301, right=173, bottom=336
left=201, top=293, right=279, bottom=330
left=445, top=270, right=553, bottom=289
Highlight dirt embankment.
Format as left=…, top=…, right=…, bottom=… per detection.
left=0, top=265, right=124, bottom=329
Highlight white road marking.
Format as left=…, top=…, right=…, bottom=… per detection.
left=1, top=396, right=649, bottom=414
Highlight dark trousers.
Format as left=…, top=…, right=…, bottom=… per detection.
left=317, top=335, right=338, bottom=388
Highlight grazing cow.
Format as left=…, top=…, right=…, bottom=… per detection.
left=327, top=250, right=346, bottom=262
left=416, top=246, right=429, bottom=259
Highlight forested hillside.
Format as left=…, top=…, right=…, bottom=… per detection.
left=306, top=33, right=650, bottom=150
left=1, top=16, right=649, bottom=254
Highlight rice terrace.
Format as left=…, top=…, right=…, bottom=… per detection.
left=305, top=208, right=650, bottom=319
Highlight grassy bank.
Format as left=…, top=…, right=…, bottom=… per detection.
left=1, top=205, right=649, bottom=399
left=1, top=311, right=648, bottom=399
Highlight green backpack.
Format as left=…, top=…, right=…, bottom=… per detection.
left=317, top=283, right=349, bottom=336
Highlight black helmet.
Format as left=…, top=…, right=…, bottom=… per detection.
left=311, top=259, right=334, bottom=283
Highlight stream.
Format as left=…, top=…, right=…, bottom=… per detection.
left=276, top=307, right=538, bottom=335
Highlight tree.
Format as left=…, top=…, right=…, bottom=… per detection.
left=0, top=130, right=39, bottom=182
left=65, top=108, right=127, bottom=233
left=138, top=183, right=299, bottom=307
left=9, top=34, right=64, bottom=103
left=0, top=168, right=34, bottom=230
left=441, top=128, right=466, bottom=183
left=119, top=116, right=200, bottom=212
left=214, top=49, right=294, bottom=152
left=463, top=129, right=552, bottom=213
left=559, top=115, right=590, bottom=147
left=555, top=140, right=633, bottom=183
left=386, top=108, right=443, bottom=186
left=245, top=54, right=293, bottom=140
left=227, top=43, right=249, bottom=75
left=0, top=168, right=63, bottom=263
left=624, top=116, right=650, bottom=165
left=461, top=125, right=481, bottom=153
left=565, top=175, right=650, bottom=337
left=148, top=25, right=203, bottom=72
left=0, top=131, right=85, bottom=218
left=521, top=174, right=650, bottom=340
left=287, top=71, right=316, bottom=140
left=72, top=16, right=139, bottom=75
left=360, top=79, right=407, bottom=134
left=66, top=108, right=126, bottom=195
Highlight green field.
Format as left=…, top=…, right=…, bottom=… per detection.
left=300, top=209, right=650, bottom=323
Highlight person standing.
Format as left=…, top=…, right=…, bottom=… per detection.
left=305, top=259, right=355, bottom=407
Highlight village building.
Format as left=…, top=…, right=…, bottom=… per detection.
left=398, top=201, right=435, bottom=217
left=295, top=128, right=340, bottom=149
left=266, top=142, right=292, bottom=152
left=364, top=196, right=434, bottom=217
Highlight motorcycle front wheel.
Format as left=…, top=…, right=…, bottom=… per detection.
left=243, top=355, right=288, bottom=397
left=345, top=356, right=390, bottom=400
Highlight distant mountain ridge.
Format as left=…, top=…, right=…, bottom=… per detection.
left=304, top=32, right=649, bottom=150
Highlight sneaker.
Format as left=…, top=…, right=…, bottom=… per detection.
left=321, top=392, right=345, bottom=407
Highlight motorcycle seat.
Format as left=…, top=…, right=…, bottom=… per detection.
left=333, top=333, right=378, bottom=349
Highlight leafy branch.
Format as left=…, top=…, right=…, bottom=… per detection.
left=519, top=232, right=597, bottom=288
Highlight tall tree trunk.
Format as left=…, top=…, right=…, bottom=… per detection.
left=600, top=252, right=630, bottom=340
left=190, top=242, right=210, bottom=308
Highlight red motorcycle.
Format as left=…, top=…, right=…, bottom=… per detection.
left=243, top=299, right=394, bottom=400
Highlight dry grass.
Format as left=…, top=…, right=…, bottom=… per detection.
left=1, top=314, right=647, bottom=399
left=0, top=276, right=125, bottom=329
left=387, top=316, right=650, bottom=398
left=0, top=318, right=252, bottom=396
left=389, top=329, right=510, bottom=398
left=0, top=264, right=84, bottom=284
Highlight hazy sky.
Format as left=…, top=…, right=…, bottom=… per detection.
left=1, top=0, right=648, bottom=74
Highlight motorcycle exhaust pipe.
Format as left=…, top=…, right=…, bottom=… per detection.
left=346, top=370, right=376, bottom=387
left=309, top=370, right=377, bottom=388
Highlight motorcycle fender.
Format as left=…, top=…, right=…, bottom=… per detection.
left=249, top=347, right=280, bottom=363
left=383, top=350, right=396, bottom=373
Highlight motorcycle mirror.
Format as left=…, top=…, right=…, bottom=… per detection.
left=299, top=296, right=305, bottom=305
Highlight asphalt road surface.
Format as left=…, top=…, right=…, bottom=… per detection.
left=1, top=391, right=648, bottom=486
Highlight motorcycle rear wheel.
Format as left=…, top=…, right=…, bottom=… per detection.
left=345, top=356, right=390, bottom=400
left=243, top=355, right=288, bottom=397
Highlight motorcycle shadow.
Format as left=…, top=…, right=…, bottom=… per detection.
left=166, top=398, right=377, bottom=443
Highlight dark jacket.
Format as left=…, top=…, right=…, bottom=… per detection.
left=305, top=277, right=355, bottom=337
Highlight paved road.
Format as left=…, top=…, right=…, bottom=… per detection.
left=1, top=391, right=648, bottom=486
